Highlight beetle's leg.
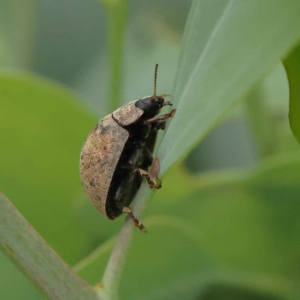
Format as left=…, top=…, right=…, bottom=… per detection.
left=114, top=178, right=129, bottom=202
left=114, top=199, right=146, bottom=231
left=120, top=147, right=142, bottom=170
left=114, top=191, right=146, bottom=231
left=145, top=108, right=176, bottom=125
left=143, top=146, right=154, bottom=166
left=151, top=121, right=166, bottom=132
left=128, top=142, right=145, bottom=165
left=137, top=168, right=162, bottom=189
left=122, top=206, right=147, bottom=232
left=114, top=175, right=147, bottom=231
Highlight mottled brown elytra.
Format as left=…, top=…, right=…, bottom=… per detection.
left=80, top=64, right=176, bottom=231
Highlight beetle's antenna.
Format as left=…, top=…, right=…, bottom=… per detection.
left=152, top=64, right=158, bottom=99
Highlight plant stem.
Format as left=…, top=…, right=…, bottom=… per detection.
left=96, top=2, right=141, bottom=298
left=96, top=184, right=152, bottom=300
left=106, top=0, right=129, bottom=112
left=97, top=219, right=134, bottom=300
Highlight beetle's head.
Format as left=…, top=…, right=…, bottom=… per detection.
left=151, top=94, right=172, bottom=109
left=151, top=95, right=164, bottom=109
left=135, top=94, right=172, bottom=118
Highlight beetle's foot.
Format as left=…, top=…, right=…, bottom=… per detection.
left=145, top=108, right=176, bottom=124
left=122, top=206, right=147, bottom=232
left=137, top=168, right=162, bottom=189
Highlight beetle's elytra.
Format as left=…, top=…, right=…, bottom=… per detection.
left=80, top=64, right=176, bottom=231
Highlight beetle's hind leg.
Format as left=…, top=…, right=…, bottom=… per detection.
left=122, top=206, right=147, bottom=232
left=114, top=199, right=147, bottom=232
left=114, top=175, right=147, bottom=232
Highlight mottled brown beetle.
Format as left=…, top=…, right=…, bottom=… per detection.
left=80, top=64, right=176, bottom=231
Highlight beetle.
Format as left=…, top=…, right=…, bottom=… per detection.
left=80, top=64, right=176, bottom=231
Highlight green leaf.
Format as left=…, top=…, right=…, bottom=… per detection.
left=0, top=72, right=123, bottom=268
left=0, top=193, right=98, bottom=300
left=284, top=43, right=300, bottom=145
left=75, top=154, right=300, bottom=299
left=106, top=0, right=129, bottom=111
left=158, top=0, right=300, bottom=174
left=245, top=61, right=289, bottom=157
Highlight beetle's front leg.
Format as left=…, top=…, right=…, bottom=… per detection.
left=145, top=108, right=176, bottom=125
left=152, top=121, right=166, bottom=131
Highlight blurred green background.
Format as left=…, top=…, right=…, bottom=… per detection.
left=1, top=0, right=300, bottom=299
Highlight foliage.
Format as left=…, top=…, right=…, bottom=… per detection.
left=0, top=0, right=300, bottom=299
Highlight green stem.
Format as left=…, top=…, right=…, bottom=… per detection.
left=96, top=184, right=153, bottom=300
left=106, top=0, right=129, bottom=111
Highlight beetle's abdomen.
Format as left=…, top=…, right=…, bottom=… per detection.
left=79, top=114, right=129, bottom=216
